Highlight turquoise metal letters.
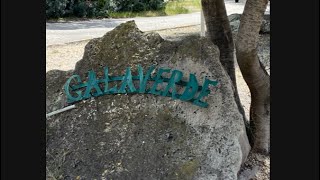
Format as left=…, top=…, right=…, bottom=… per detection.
left=162, top=70, right=183, bottom=99
left=119, top=67, right=136, bottom=93
left=64, top=75, right=83, bottom=102
left=193, top=78, right=219, bottom=108
left=64, top=65, right=219, bottom=108
left=138, top=65, right=155, bottom=93
left=179, top=74, right=199, bottom=101
left=83, top=70, right=103, bottom=98
left=150, top=68, right=171, bottom=95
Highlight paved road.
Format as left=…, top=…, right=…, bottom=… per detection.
left=46, top=0, right=270, bottom=46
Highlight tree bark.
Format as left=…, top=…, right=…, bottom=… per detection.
left=235, top=0, right=270, bottom=154
left=201, top=0, right=252, bottom=143
left=201, top=0, right=235, bottom=85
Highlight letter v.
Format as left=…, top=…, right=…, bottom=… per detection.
left=138, top=65, right=155, bottom=93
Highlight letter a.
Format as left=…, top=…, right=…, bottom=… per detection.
left=118, top=67, right=136, bottom=93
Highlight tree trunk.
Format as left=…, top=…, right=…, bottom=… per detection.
left=235, top=0, right=270, bottom=154
left=201, top=0, right=252, bottom=143
left=201, top=0, right=235, bottom=85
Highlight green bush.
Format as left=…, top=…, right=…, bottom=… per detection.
left=95, top=0, right=111, bottom=17
left=112, top=0, right=165, bottom=12
left=46, top=0, right=165, bottom=19
left=148, top=0, right=166, bottom=10
left=73, top=1, right=87, bottom=17
left=46, top=0, right=68, bottom=18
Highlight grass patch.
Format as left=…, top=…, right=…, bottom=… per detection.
left=46, top=16, right=100, bottom=23
left=109, top=10, right=167, bottom=18
left=165, top=0, right=201, bottom=15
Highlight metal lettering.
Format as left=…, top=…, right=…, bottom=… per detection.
left=64, top=65, right=219, bottom=108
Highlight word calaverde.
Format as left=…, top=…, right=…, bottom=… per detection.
left=64, top=65, right=219, bottom=108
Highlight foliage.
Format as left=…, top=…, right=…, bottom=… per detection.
left=72, top=1, right=87, bottom=17
left=46, top=0, right=68, bottom=18
left=46, top=0, right=200, bottom=19
left=109, top=0, right=200, bottom=18
left=46, top=0, right=110, bottom=19
left=111, top=0, right=165, bottom=12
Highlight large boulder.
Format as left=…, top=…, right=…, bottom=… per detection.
left=46, top=21, right=250, bottom=180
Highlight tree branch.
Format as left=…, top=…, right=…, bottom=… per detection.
left=236, top=0, right=270, bottom=153
left=201, top=0, right=236, bottom=86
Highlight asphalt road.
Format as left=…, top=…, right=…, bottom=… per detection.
left=46, top=0, right=270, bottom=46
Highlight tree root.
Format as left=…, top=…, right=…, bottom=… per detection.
left=238, top=151, right=270, bottom=180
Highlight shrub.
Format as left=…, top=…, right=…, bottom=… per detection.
left=95, top=0, right=110, bottom=17
left=46, top=0, right=165, bottom=19
left=85, top=1, right=98, bottom=17
left=46, top=0, right=68, bottom=18
left=148, top=0, right=166, bottom=10
left=112, top=0, right=165, bottom=12
left=70, top=0, right=111, bottom=18
left=73, top=1, right=87, bottom=17
left=64, top=0, right=75, bottom=16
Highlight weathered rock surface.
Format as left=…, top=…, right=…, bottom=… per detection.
left=46, top=21, right=250, bottom=180
left=228, top=14, right=270, bottom=34
left=46, top=70, right=73, bottom=113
